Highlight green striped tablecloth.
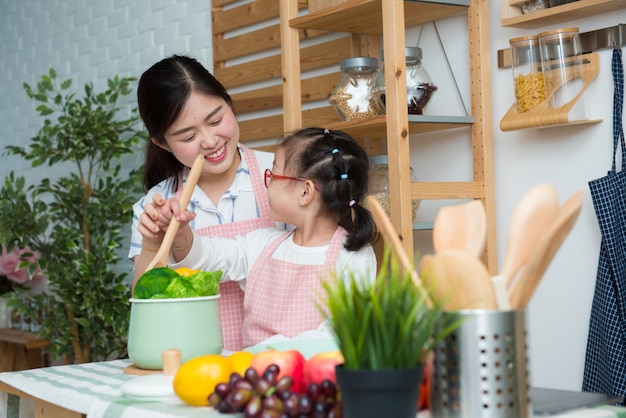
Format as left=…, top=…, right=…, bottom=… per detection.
left=1, top=359, right=626, bottom=418
left=0, top=359, right=236, bottom=418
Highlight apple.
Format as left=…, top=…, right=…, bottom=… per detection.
left=302, top=350, right=344, bottom=388
left=418, top=354, right=433, bottom=410
left=250, top=349, right=306, bottom=393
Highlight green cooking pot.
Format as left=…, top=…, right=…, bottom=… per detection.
left=127, top=295, right=223, bottom=370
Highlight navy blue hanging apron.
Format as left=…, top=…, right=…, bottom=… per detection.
left=583, top=47, right=626, bottom=404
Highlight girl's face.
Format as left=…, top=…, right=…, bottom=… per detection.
left=266, top=148, right=302, bottom=224
left=156, top=91, right=240, bottom=175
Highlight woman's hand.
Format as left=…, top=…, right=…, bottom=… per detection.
left=139, top=195, right=197, bottom=237
left=138, top=194, right=168, bottom=241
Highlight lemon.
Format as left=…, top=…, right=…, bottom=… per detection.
left=228, top=351, right=254, bottom=376
left=175, top=267, right=199, bottom=277
left=173, top=354, right=233, bottom=406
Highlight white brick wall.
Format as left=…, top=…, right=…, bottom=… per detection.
left=0, top=0, right=213, bottom=181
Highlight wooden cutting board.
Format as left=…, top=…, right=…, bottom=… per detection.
left=123, top=363, right=163, bottom=375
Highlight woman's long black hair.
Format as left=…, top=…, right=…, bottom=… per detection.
left=137, top=55, right=233, bottom=192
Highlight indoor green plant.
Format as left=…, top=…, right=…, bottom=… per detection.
left=320, top=246, right=458, bottom=418
left=0, top=68, right=145, bottom=363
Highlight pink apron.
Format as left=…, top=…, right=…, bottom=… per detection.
left=178, top=145, right=275, bottom=351
left=242, top=227, right=347, bottom=347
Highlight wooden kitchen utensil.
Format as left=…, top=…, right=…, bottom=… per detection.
left=144, top=154, right=205, bottom=272
left=420, top=249, right=497, bottom=311
left=491, top=183, right=559, bottom=310
left=500, top=183, right=560, bottom=289
left=508, top=189, right=583, bottom=308
left=432, top=199, right=487, bottom=258
left=366, top=196, right=428, bottom=301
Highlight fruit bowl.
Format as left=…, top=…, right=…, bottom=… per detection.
left=127, top=295, right=223, bottom=370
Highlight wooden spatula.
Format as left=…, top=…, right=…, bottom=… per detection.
left=432, top=199, right=487, bottom=258
left=144, top=154, right=205, bottom=272
left=508, top=189, right=583, bottom=309
left=419, top=249, right=497, bottom=311
left=499, top=183, right=559, bottom=289
left=491, top=183, right=559, bottom=310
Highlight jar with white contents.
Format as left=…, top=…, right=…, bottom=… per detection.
left=329, top=57, right=382, bottom=121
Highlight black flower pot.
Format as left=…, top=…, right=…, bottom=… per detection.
left=335, top=364, right=423, bottom=418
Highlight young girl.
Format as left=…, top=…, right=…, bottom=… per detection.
left=139, top=127, right=378, bottom=347
left=129, top=55, right=286, bottom=351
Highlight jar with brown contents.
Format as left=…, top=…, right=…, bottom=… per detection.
left=329, top=57, right=382, bottom=121
left=373, top=46, right=438, bottom=115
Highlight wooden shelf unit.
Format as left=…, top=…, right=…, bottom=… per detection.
left=502, top=0, right=626, bottom=29
left=290, top=0, right=469, bottom=33
left=212, top=0, right=496, bottom=272
left=282, top=0, right=497, bottom=272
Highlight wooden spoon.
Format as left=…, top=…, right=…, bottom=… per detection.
left=366, top=196, right=429, bottom=302
left=499, top=183, right=559, bottom=289
left=508, top=189, right=583, bottom=309
left=144, top=154, right=205, bottom=272
left=432, top=199, right=487, bottom=258
left=419, top=249, right=497, bottom=311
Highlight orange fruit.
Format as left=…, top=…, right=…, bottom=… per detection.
left=175, top=267, right=199, bottom=277
left=228, top=351, right=254, bottom=376
left=173, top=354, right=233, bottom=406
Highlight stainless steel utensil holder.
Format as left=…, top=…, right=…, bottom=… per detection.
left=430, top=309, right=531, bottom=418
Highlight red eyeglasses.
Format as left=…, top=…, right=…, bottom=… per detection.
left=264, top=169, right=320, bottom=190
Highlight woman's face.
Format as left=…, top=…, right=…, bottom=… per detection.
left=156, top=91, right=240, bottom=175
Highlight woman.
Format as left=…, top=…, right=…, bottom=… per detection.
left=129, top=55, right=285, bottom=351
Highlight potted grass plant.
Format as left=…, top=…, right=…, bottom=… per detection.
left=320, top=246, right=458, bottom=418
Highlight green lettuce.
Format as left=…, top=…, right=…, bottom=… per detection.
left=134, top=268, right=222, bottom=299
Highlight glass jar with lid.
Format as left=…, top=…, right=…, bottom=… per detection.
left=520, top=0, right=549, bottom=14
left=328, top=57, right=382, bottom=121
left=372, top=46, right=438, bottom=115
left=538, top=27, right=587, bottom=120
left=509, top=35, right=546, bottom=113
left=368, top=154, right=420, bottom=221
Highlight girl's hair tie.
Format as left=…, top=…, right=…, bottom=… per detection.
left=331, top=148, right=339, bottom=154
left=324, top=129, right=330, bottom=134
left=349, top=200, right=356, bottom=207
left=340, top=173, right=348, bottom=179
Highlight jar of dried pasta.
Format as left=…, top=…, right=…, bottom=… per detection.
left=510, top=35, right=546, bottom=113
left=329, top=57, right=382, bottom=121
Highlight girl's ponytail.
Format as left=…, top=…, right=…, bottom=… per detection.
left=280, top=127, right=378, bottom=251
